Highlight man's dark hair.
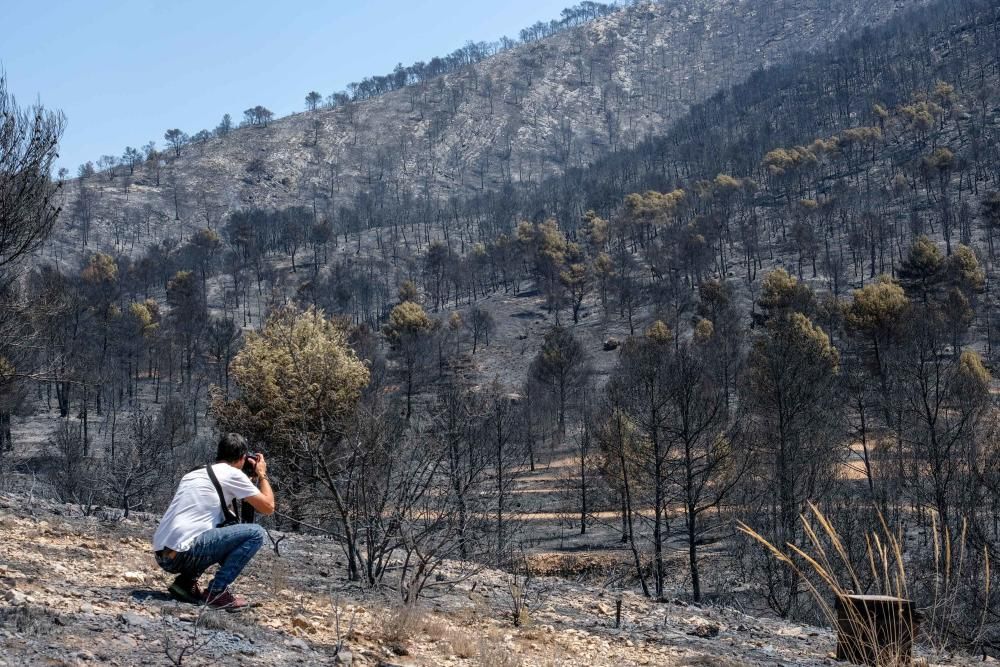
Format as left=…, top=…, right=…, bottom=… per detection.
left=216, top=433, right=249, bottom=463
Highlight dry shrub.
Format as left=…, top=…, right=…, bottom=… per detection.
left=0, top=605, right=58, bottom=636
left=269, top=556, right=289, bottom=594
left=478, top=640, right=522, bottom=667
left=380, top=603, right=426, bottom=644
left=505, top=555, right=533, bottom=628
left=160, top=604, right=214, bottom=666
left=445, top=629, right=478, bottom=659
left=200, top=609, right=259, bottom=639
left=526, top=552, right=619, bottom=578
left=407, top=612, right=479, bottom=658
left=421, top=615, right=449, bottom=641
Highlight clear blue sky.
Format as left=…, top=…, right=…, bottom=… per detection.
left=2, top=0, right=573, bottom=173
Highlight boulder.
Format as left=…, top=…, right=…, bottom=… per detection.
left=3, top=588, right=27, bottom=605
left=686, top=619, right=721, bottom=638
left=119, top=612, right=148, bottom=627
left=288, top=637, right=310, bottom=652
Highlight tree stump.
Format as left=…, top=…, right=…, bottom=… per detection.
left=835, top=595, right=918, bottom=666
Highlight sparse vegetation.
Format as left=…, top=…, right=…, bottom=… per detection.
left=0, top=604, right=60, bottom=636
left=7, top=0, right=1000, bottom=663
left=379, top=603, right=427, bottom=646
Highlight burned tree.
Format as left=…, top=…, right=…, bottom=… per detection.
left=0, top=76, right=64, bottom=279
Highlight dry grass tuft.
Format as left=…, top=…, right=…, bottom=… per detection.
left=445, top=629, right=479, bottom=659
left=379, top=603, right=426, bottom=645
left=0, top=605, right=59, bottom=636
left=738, top=503, right=989, bottom=666
left=421, top=615, right=450, bottom=642
left=199, top=609, right=259, bottom=638
left=268, top=557, right=289, bottom=595
left=478, top=640, right=522, bottom=667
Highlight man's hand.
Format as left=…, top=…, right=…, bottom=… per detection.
left=245, top=454, right=275, bottom=516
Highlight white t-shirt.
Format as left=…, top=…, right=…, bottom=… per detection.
left=152, top=463, right=260, bottom=552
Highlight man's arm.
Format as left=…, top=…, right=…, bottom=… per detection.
left=244, top=454, right=275, bottom=515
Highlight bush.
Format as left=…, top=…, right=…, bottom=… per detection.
left=48, top=421, right=97, bottom=506
left=379, top=604, right=426, bottom=645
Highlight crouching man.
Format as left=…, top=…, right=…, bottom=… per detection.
left=152, top=433, right=275, bottom=610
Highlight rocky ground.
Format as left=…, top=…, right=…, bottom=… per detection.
left=0, top=493, right=983, bottom=667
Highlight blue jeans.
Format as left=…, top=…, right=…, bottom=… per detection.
left=156, top=523, right=267, bottom=595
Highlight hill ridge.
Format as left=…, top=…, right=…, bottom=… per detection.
left=48, top=0, right=928, bottom=260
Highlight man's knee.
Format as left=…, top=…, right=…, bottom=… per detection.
left=247, top=523, right=267, bottom=546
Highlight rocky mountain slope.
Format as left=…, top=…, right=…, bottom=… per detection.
left=51, top=0, right=929, bottom=257
left=0, top=492, right=978, bottom=666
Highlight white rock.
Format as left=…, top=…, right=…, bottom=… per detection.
left=3, top=588, right=27, bottom=605
left=120, top=612, right=148, bottom=627
left=288, top=637, right=310, bottom=652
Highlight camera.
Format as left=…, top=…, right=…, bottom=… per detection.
left=243, top=453, right=261, bottom=478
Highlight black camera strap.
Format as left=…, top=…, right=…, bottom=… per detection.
left=204, top=464, right=240, bottom=527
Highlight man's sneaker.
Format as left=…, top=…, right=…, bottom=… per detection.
left=168, top=578, right=202, bottom=604
left=201, top=588, right=249, bottom=611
